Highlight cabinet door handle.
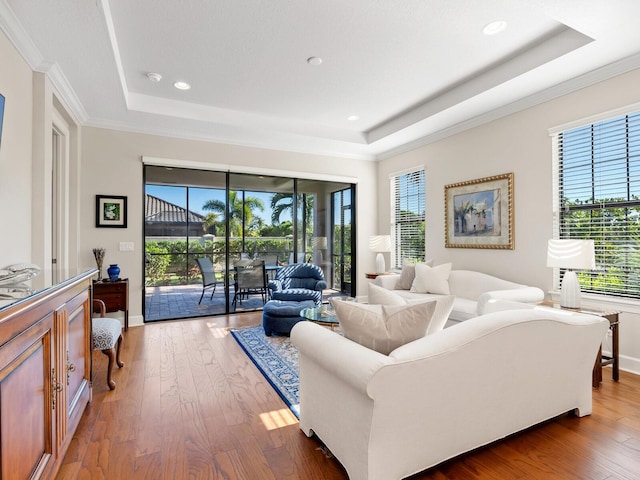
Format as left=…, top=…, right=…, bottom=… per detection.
left=51, top=368, right=63, bottom=409
left=66, top=350, right=76, bottom=385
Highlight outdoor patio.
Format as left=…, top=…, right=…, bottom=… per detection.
left=144, top=283, right=347, bottom=322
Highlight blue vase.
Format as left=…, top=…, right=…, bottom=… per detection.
left=107, top=264, right=120, bottom=282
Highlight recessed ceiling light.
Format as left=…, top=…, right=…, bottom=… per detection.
left=146, top=72, right=162, bottom=82
left=174, top=81, right=191, bottom=90
left=347, top=115, right=360, bottom=122
left=483, top=20, right=507, bottom=35
left=307, top=56, right=323, bottom=66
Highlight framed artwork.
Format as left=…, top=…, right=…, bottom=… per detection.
left=96, top=195, right=128, bottom=228
left=444, top=173, right=514, bottom=249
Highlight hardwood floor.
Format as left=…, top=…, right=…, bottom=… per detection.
left=57, top=313, right=640, bottom=480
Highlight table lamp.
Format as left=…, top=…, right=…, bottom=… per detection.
left=369, top=235, right=391, bottom=274
left=546, top=239, right=595, bottom=308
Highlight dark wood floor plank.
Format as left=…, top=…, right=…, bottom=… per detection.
left=57, top=313, right=640, bottom=480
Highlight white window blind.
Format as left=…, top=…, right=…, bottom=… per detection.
left=553, top=111, right=640, bottom=297
left=391, top=169, right=425, bottom=269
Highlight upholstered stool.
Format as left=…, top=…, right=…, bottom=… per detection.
left=92, top=299, right=124, bottom=390
left=262, top=299, right=316, bottom=336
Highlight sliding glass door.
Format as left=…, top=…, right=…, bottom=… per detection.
left=332, top=187, right=354, bottom=294
left=144, top=166, right=356, bottom=322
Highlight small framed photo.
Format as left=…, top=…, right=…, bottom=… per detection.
left=444, top=173, right=514, bottom=249
left=96, top=195, right=127, bottom=228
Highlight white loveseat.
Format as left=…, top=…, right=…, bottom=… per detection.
left=291, top=309, right=608, bottom=480
left=374, top=269, right=544, bottom=323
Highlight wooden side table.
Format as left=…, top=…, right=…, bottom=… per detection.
left=93, top=278, right=129, bottom=331
left=540, top=300, right=619, bottom=387
left=365, top=272, right=391, bottom=279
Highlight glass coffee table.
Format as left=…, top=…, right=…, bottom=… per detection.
left=300, top=304, right=340, bottom=330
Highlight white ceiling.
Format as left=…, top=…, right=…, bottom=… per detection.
left=2, top=0, right=640, bottom=160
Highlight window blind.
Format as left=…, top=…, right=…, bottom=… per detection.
left=553, top=111, right=640, bottom=297
left=391, top=169, right=425, bottom=269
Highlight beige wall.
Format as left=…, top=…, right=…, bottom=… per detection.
left=0, top=30, right=33, bottom=267
left=378, top=67, right=640, bottom=374
left=3, top=22, right=640, bottom=373
left=80, top=127, right=379, bottom=325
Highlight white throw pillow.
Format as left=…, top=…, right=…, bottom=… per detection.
left=411, top=263, right=452, bottom=294
left=332, top=300, right=436, bottom=355
left=394, top=259, right=433, bottom=290
left=368, top=282, right=407, bottom=305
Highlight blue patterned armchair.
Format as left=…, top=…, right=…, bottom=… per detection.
left=268, top=263, right=327, bottom=306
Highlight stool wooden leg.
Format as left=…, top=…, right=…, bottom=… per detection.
left=101, top=348, right=117, bottom=390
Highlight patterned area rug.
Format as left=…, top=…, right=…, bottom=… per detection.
left=230, top=326, right=301, bottom=418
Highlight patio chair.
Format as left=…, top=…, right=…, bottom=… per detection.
left=257, top=254, right=278, bottom=266
left=195, top=257, right=223, bottom=304
left=233, top=259, right=268, bottom=307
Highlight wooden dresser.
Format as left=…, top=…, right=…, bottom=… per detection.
left=93, top=278, right=129, bottom=330
left=0, top=269, right=95, bottom=480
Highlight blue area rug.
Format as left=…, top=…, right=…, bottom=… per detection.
left=230, top=326, right=301, bottom=418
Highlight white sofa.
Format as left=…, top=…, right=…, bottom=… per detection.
left=374, top=269, right=544, bottom=323
left=291, top=309, right=608, bottom=480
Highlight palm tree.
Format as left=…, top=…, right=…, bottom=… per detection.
left=271, top=193, right=314, bottom=229
left=202, top=190, right=264, bottom=237
left=455, top=200, right=474, bottom=234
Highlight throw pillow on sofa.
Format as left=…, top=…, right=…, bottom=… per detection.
left=395, top=259, right=434, bottom=290
left=368, top=283, right=454, bottom=335
left=331, top=299, right=436, bottom=355
left=368, top=282, right=407, bottom=305
left=410, top=262, right=452, bottom=294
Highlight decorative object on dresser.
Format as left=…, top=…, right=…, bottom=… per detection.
left=92, top=247, right=105, bottom=281
left=107, top=263, right=120, bottom=282
left=95, top=194, right=128, bottom=228
left=93, top=278, right=129, bottom=331
left=445, top=172, right=514, bottom=249
left=546, top=239, right=595, bottom=308
left=369, top=234, right=391, bottom=273
left=0, top=262, right=40, bottom=285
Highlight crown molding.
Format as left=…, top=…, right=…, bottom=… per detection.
left=0, top=0, right=42, bottom=68
left=36, top=61, right=88, bottom=124
left=0, top=1, right=88, bottom=124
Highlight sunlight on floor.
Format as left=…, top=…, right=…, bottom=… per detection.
left=206, top=322, right=228, bottom=338
left=259, top=408, right=298, bottom=430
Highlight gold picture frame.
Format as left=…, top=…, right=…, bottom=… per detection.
left=445, top=173, right=514, bottom=249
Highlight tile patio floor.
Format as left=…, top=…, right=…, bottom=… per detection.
left=144, top=284, right=347, bottom=322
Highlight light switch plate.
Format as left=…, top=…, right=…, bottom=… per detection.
left=119, top=241, right=134, bottom=251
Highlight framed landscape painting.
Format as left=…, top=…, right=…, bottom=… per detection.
left=96, top=195, right=128, bottom=228
left=444, top=173, right=514, bottom=249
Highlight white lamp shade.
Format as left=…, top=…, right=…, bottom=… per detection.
left=369, top=235, right=391, bottom=252
left=546, top=239, right=595, bottom=270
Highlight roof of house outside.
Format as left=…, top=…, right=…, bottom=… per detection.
left=145, top=194, right=205, bottom=224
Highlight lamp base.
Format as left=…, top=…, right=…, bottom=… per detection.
left=375, top=253, right=386, bottom=274
left=560, top=269, right=582, bottom=309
